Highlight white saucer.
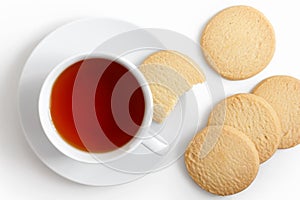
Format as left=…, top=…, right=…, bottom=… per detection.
left=18, top=18, right=221, bottom=186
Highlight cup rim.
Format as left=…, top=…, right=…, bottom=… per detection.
left=38, top=52, right=153, bottom=164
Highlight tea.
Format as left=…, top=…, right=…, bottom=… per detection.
left=50, top=58, right=145, bottom=153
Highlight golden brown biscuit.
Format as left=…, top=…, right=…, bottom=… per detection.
left=201, top=6, right=275, bottom=80
left=208, top=93, right=282, bottom=163
left=140, top=50, right=205, bottom=123
left=253, top=75, right=300, bottom=149
left=185, top=125, right=259, bottom=196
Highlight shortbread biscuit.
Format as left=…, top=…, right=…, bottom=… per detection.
left=185, top=125, right=259, bottom=196
left=140, top=50, right=205, bottom=123
left=253, top=76, right=300, bottom=149
left=201, top=6, right=275, bottom=80
left=208, top=94, right=282, bottom=163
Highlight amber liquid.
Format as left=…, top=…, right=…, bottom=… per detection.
left=50, top=58, right=145, bottom=153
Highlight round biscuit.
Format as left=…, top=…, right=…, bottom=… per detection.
left=201, top=6, right=275, bottom=80
left=208, top=93, right=282, bottom=163
left=185, top=125, right=259, bottom=196
left=253, top=76, right=300, bottom=149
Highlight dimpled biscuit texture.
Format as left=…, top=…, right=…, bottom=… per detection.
left=201, top=6, right=275, bottom=80
left=185, top=126, right=259, bottom=196
left=253, top=76, right=300, bottom=149
left=140, top=50, right=205, bottom=123
left=208, top=94, right=282, bottom=163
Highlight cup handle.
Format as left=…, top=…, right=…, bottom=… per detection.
left=141, top=135, right=169, bottom=156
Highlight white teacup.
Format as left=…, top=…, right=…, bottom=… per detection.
left=39, top=53, right=168, bottom=163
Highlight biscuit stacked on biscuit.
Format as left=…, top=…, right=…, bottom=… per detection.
left=136, top=5, right=299, bottom=197
left=185, top=76, right=300, bottom=196
left=253, top=76, right=300, bottom=149
left=208, top=93, right=282, bottom=163
left=185, top=93, right=281, bottom=196
left=184, top=6, right=289, bottom=196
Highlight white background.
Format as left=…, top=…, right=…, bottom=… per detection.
left=1, top=0, right=300, bottom=199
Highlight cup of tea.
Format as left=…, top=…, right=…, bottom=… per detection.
left=39, top=53, right=168, bottom=163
